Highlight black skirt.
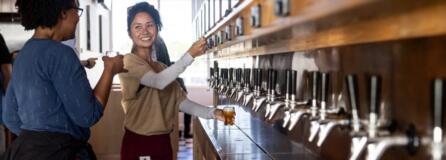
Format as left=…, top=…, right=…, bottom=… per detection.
left=3, top=130, right=96, bottom=160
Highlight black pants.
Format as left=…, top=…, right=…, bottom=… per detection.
left=3, top=130, right=96, bottom=160
left=184, top=113, right=192, bottom=138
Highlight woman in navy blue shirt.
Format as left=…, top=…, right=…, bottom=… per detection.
left=3, top=0, right=126, bottom=159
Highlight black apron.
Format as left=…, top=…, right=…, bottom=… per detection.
left=3, top=130, right=96, bottom=160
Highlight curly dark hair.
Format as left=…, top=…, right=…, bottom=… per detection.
left=15, top=0, right=77, bottom=30
left=127, top=2, right=163, bottom=33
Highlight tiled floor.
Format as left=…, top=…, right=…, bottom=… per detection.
left=177, top=138, right=194, bottom=160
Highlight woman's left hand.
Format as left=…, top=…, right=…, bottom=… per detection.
left=213, top=109, right=225, bottom=122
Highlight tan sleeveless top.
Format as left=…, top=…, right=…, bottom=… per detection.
left=118, top=53, right=186, bottom=136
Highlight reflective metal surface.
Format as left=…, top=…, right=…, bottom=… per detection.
left=197, top=105, right=319, bottom=159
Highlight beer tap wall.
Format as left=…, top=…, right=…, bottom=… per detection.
left=199, top=1, right=446, bottom=159
left=207, top=36, right=446, bottom=159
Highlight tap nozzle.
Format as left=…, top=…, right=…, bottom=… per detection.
left=317, top=119, right=350, bottom=147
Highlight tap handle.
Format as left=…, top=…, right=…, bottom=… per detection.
left=241, top=68, right=245, bottom=84
left=238, top=68, right=243, bottom=83
left=228, top=68, right=234, bottom=83
left=433, top=79, right=444, bottom=129
left=218, top=68, right=224, bottom=80
left=268, top=69, right=272, bottom=90
left=214, top=67, right=219, bottom=78
left=272, top=70, right=277, bottom=92
left=286, top=70, right=297, bottom=96
left=258, top=69, right=263, bottom=89
left=225, top=69, right=229, bottom=81
left=238, top=68, right=242, bottom=83
left=245, top=68, right=251, bottom=86
left=291, top=70, right=297, bottom=96
left=346, top=74, right=359, bottom=113
left=220, top=68, right=226, bottom=80
left=253, top=68, right=258, bottom=87
left=286, top=69, right=291, bottom=95
left=224, top=69, right=229, bottom=81
left=368, top=75, right=381, bottom=115
left=213, top=61, right=219, bottom=77
left=235, top=69, right=239, bottom=82
left=221, top=69, right=225, bottom=81
left=220, top=69, right=225, bottom=81
left=311, top=71, right=319, bottom=101
left=321, top=72, right=329, bottom=103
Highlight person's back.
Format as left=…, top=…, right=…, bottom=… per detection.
left=9, top=39, right=101, bottom=140
left=2, top=0, right=125, bottom=159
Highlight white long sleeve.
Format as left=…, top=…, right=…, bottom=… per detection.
left=179, top=98, right=216, bottom=119
left=140, top=53, right=194, bottom=90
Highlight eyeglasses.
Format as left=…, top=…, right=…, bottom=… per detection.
left=74, top=7, right=83, bottom=16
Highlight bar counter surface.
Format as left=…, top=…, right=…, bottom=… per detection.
left=193, top=104, right=319, bottom=160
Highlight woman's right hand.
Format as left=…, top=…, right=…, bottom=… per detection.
left=187, top=37, right=207, bottom=58
left=103, top=55, right=127, bottom=75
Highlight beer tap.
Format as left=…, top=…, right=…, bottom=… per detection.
left=285, top=71, right=319, bottom=131
left=282, top=69, right=305, bottom=128
left=218, top=68, right=224, bottom=93
left=253, top=69, right=273, bottom=112
left=236, top=68, right=247, bottom=103
left=308, top=72, right=334, bottom=142
left=351, top=75, right=410, bottom=160
left=229, top=68, right=242, bottom=100
left=316, top=74, right=357, bottom=147
left=367, top=76, right=381, bottom=139
left=216, top=69, right=224, bottom=92
left=211, top=62, right=219, bottom=90
left=367, top=78, right=446, bottom=160
left=264, top=69, right=278, bottom=114
left=265, top=69, right=284, bottom=119
left=365, top=127, right=420, bottom=160
left=242, top=69, right=255, bottom=106
left=253, top=68, right=264, bottom=100
left=209, top=67, right=214, bottom=89
left=430, top=78, right=444, bottom=160
left=224, top=68, right=235, bottom=96
left=347, top=74, right=369, bottom=160
left=218, top=68, right=228, bottom=94
left=267, top=69, right=296, bottom=120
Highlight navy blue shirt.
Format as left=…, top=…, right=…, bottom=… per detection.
left=3, top=38, right=103, bottom=140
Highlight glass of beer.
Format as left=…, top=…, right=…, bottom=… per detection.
left=223, top=106, right=235, bottom=125
left=105, top=51, right=120, bottom=57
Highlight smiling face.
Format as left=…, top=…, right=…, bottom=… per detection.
left=130, top=12, right=158, bottom=49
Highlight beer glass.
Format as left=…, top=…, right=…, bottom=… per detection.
left=105, top=51, right=120, bottom=57
left=223, top=106, right=235, bottom=125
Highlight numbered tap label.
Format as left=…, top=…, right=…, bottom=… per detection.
left=251, top=4, right=261, bottom=28
left=275, top=0, right=290, bottom=16
left=236, top=17, right=244, bottom=36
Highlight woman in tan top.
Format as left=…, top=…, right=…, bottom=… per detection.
left=118, top=2, right=226, bottom=160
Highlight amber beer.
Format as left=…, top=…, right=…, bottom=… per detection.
left=223, top=106, right=235, bottom=125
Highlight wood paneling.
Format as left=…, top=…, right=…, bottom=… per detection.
left=203, top=0, right=446, bottom=59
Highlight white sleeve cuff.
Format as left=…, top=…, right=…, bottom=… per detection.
left=179, top=98, right=216, bottom=119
